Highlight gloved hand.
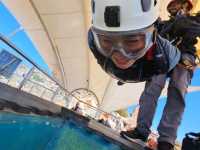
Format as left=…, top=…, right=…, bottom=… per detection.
left=179, top=53, right=196, bottom=70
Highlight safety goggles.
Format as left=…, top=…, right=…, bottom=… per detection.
left=91, top=26, right=154, bottom=60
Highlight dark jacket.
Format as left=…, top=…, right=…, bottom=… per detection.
left=158, top=14, right=200, bottom=56
left=88, top=29, right=180, bottom=83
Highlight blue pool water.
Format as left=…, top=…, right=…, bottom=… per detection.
left=0, top=112, right=122, bottom=150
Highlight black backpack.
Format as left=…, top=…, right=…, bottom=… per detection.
left=182, top=132, right=200, bottom=150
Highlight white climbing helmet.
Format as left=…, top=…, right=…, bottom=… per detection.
left=91, top=0, right=160, bottom=32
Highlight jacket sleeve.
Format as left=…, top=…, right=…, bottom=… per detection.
left=157, top=35, right=181, bottom=71
left=174, top=16, right=200, bottom=38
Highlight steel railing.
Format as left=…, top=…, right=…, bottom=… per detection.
left=0, top=34, right=125, bottom=131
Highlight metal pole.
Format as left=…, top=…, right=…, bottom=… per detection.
left=18, top=67, right=35, bottom=90
left=7, top=26, right=23, bottom=39
left=40, top=89, right=46, bottom=99
left=29, top=84, right=34, bottom=93
left=51, top=86, right=60, bottom=102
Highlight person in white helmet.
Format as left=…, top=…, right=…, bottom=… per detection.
left=88, top=1, right=181, bottom=149
left=88, top=0, right=180, bottom=83
left=120, top=0, right=200, bottom=150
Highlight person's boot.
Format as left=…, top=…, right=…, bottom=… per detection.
left=120, top=128, right=148, bottom=142
left=157, top=141, right=174, bottom=150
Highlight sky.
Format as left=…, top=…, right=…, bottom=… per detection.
left=0, top=2, right=200, bottom=143
left=0, top=3, right=50, bottom=73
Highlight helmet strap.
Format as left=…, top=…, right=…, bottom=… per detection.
left=152, top=28, right=157, bottom=43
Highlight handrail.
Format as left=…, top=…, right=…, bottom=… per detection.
left=27, top=79, right=56, bottom=93
left=0, top=34, right=60, bottom=87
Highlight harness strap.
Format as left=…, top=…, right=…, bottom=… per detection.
left=145, top=43, right=156, bottom=60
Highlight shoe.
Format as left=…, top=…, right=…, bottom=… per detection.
left=157, top=141, right=174, bottom=150
left=120, top=128, right=148, bottom=142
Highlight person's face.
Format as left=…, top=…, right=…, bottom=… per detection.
left=99, top=34, right=146, bottom=69
left=168, top=1, right=182, bottom=16
left=92, top=26, right=154, bottom=69
left=182, top=2, right=191, bottom=14
left=110, top=37, right=145, bottom=69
